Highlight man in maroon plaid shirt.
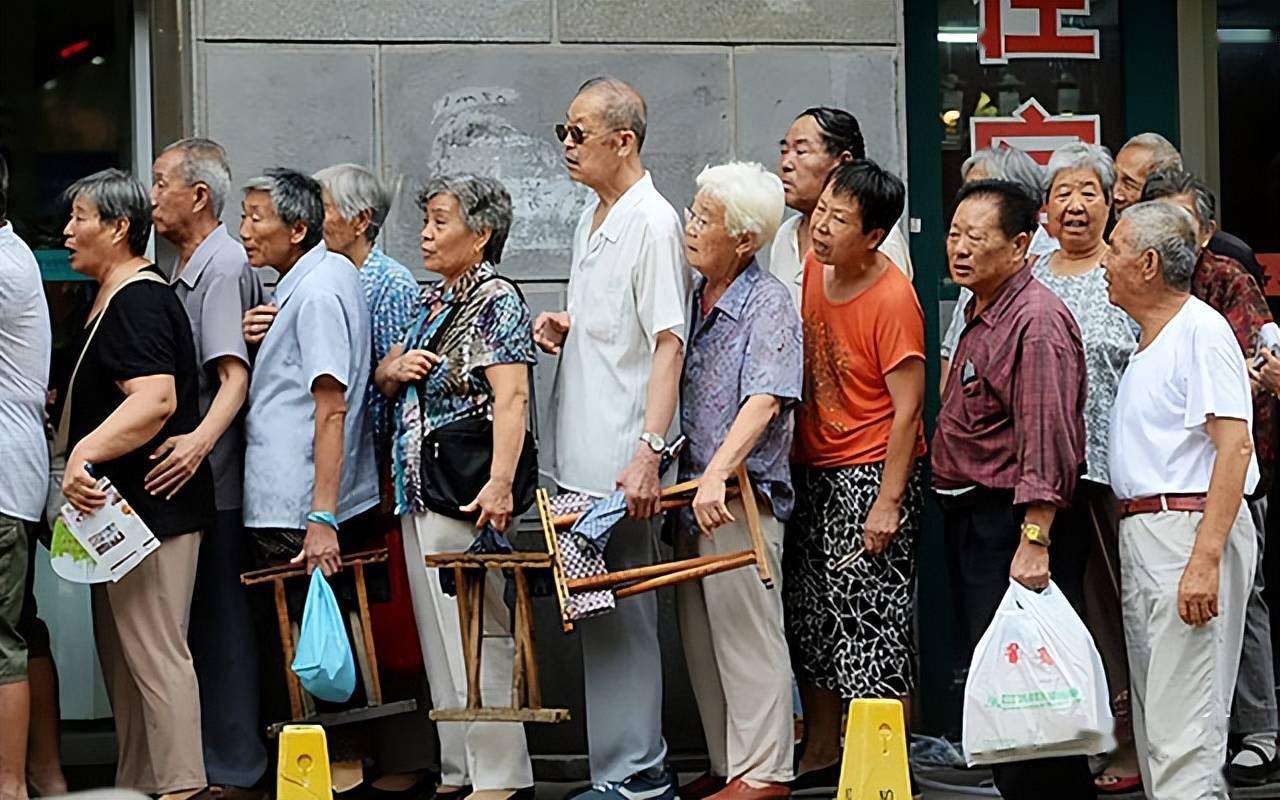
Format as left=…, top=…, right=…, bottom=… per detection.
left=932, top=179, right=1093, bottom=800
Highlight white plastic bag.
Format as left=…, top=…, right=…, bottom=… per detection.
left=962, top=579, right=1115, bottom=766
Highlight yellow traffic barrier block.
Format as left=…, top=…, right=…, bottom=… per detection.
left=836, top=699, right=911, bottom=800
left=278, top=724, right=333, bottom=800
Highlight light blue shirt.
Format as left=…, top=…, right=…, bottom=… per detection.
left=243, top=243, right=378, bottom=529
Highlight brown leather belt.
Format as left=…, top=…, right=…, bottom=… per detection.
left=1119, top=493, right=1208, bottom=518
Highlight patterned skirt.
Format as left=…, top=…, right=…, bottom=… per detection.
left=784, top=459, right=924, bottom=699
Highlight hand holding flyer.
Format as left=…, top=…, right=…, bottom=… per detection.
left=51, top=472, right=160, bottom=584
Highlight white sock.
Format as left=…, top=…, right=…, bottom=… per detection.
left=1233, top=732, right=1278, bottom=767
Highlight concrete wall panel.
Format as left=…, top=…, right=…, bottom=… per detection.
left=202, top=0, right=552, bottom=42
left=558, top=0, right=897, bottom=44
left=380, top=46, right=731, bottom=280
left=202, top=44, right=377, bottom=232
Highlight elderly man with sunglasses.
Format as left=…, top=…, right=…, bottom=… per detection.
left=535, top=76, right=689, bottom=800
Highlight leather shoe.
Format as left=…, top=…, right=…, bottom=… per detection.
left=706, top=779, right=791, bottom=800
left=678, top=773, right=726, bottom=800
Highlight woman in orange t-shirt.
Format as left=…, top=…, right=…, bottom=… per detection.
left=786, top=161, right=927, bottom=786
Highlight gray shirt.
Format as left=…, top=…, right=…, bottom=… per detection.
left=243, top=243, right=378, bottom=529
left=170, top=224, right=264, bottom=511
left=0, top=223, right=51, bottom=522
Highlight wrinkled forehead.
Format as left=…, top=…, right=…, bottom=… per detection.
left=242, top=189, right=278, bottom=215
left=565, top=90, right=608, bottom=126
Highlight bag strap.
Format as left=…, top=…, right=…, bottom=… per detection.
left=53, top=269, right=168, bottom=458
left=415, top=272, right=540, bottom=443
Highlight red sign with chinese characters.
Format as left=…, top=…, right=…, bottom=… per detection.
left=970, top=98, right=1101, bottom=165
left=978, top=0, right=1101, bottom=65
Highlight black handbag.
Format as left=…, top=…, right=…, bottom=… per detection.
left=415, top=274, right=540, bottom=522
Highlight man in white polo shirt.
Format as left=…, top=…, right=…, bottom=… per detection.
left=1104, top=200, right=1258, bottom=800
left=771, top=106, right=912, bottom=311
left=535, top=77, right=687, bottom=800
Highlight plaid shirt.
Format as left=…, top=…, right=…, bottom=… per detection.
left=1192, top=249, right=1277, bottom=494
left=931, top=265, right=1087, bottom=507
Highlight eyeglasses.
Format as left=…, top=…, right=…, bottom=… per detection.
left=555, top=123, right=626, bottom=145
left=683, top=207, right=711, bottom=232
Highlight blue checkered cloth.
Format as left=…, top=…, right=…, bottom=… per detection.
left=568, top=437, right=684, bottom=555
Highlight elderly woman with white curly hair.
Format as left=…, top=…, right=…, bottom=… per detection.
left=673, top=162, right=801, bottom=800
left=375, top=174, right=534, bottom=800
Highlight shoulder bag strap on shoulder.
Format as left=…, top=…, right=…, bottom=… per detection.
left=53, top=269, right=168, bottom=457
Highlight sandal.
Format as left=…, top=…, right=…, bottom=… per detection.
left=1094, top=771, right=1142, bottom=795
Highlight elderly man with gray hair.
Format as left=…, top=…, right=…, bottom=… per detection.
left=313, top=164, right=418, bottom=478
left=674, top=162, right=799, bottom=800
left=239, top=168, right=378, bottom=575
left=148, top=138, right=268, bottom=793
left=939, top=145, right=1055, bottom=389
left=1103, top=200, right=1258, bottom=799
left=1112, top=132, right=1183, bottom=217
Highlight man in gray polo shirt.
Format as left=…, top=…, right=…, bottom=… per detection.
left=147, top=138, right=268, bottom=793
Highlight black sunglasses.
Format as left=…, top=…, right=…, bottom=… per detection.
left=554, top=123, right=626, bottom=145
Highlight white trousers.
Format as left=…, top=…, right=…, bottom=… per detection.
left=401, top=511, right=533, bottom=790
left=1120, top=505, right=1255, bottom=800
left=675, top=500, right=793, bottom=784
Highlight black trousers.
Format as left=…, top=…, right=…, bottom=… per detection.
left=939, top=486, right=1097, bottom=800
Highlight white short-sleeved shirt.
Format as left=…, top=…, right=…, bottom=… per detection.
left=1108, top=295, right=1260, bottom=500
left=768, top=213, right=914, bottom=310
left=0, top=224, right=51, bottom=522
left=244, top=244, right=379, bottom=529
left=550, top=172, right=690, bottom=496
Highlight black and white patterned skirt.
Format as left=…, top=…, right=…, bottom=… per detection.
left=784, top=459, right=924, bottom=699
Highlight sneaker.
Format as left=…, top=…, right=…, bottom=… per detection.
left=566, top=767, right=678, bottom=800
left=1228, top=743, right=1280, bottom=787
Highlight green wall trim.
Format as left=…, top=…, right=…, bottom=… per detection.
left=904, top=0, right=958, bottom=736
left=36, top=250, right=90, bottom=282
left=1122, top=0, right=1181, bottom=143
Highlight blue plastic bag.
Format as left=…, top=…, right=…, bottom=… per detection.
left=291, top=570, right=356, bottom=703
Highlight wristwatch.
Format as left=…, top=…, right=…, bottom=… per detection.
left=1021, top=522, right=1050, bottom=547
left=639, top=431, right=666, bottom=454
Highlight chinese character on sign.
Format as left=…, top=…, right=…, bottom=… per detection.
left=1037, top=646, right=1055, bottom=666
left=1005, top=643, right=1021, bottom=664
left=977, top=0, right=1102, bottom=65
left=970, top=97, right=1101, bottom=165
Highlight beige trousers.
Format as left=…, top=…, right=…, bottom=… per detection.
left=676, top=499, right=793, bottom=784
left=401, top=511, right=533, bottom=790
left=92, top=531, right=205, bottom=794
left=1120, top=505, right=1255, bottom=800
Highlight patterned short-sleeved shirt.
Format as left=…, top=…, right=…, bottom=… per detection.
left=1192, top=249, right=1277, bottom=494
left=679, top=261, right=803, bottom=520
left=358, top=246, right=419, bottom=466
left=390, top=262, right=536, bottom=514
left=1030, top=252, right=1138, bottom=484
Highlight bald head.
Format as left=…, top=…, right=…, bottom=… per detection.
left=576, top=76, right=648, bottom=152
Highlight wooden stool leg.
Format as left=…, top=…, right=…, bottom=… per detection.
left=274, top=578, right=304, bottom=718
left=353, top=563, right=383, bottom=705
left=511, top=567, right=527, bottom=709
left=466, top=569, right=484, bottom=710
left=515, top=567, right=542, bottom=709
left=736, top=463, right=774, bottom=587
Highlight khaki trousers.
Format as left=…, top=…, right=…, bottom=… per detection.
left=92, top=532, right=204, bottom=794
left=676, top=500, right=793, bottom=784
left=1121, top=505, right=1255, bottom=800
left=401, top=511, right=533, bottom=790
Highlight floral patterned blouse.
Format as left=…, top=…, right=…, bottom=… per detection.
left=1031, top=251, right=1138, bottom=484
left=390, top=262, right=535, bottom=515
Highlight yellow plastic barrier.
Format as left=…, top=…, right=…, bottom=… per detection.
left=836, top=699, right=911, bottom=800
left=277, top=724, right=333, bottom=800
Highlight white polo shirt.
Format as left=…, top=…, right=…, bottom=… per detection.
left=768, top=213, right=914, bottom=310
left=550, top=172, right=689, bottom=496
left=1108, top=295, right=1260, bottom=500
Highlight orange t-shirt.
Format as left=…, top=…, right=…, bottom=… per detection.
left=793, top=251, right=927, bottom=468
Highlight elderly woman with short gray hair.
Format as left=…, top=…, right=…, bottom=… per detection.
left=375, top=174, right=534, bottom=800
left=313, top=163, right=419, bottom=478
left=59, top=168, right=214, bottom=800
